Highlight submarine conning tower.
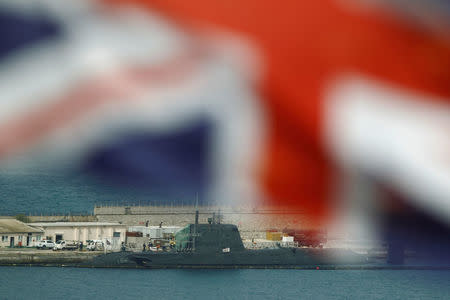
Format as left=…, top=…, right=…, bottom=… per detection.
left=174, top=211, right=245, bottom=253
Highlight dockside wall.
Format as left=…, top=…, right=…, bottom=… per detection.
left=94, top=205, right=315, bottom=240
left=0, top=250, right=99, bottom=265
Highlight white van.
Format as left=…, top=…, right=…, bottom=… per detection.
left=86, top=240, right=104, bottom=251
left=36, top=240, right=55, bottom=249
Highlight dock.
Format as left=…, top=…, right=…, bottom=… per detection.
left=0, top=249, right=100, bottom=266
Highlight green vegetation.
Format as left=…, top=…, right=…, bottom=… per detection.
left=15, top=214, right=30, bottom=223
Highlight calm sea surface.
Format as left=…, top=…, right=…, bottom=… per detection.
left=1, top=267, right=449, bottom=299
left=0, top=173, right=189, bottom=215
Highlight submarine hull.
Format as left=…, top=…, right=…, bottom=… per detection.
left=82, top=248, right=367, bottom=268
left=81, top=222, right=367, bottom=268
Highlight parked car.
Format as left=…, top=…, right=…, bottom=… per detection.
left=53, top=240, right=79, bottom=251
left=86, top=240, right=104, bottom=251
left=36, top=240, right=55, bottom=249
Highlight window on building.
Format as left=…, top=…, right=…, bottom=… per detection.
left=18, top=236, right=22, bottom=241
left=2, top=236, right=8, bottom=242
left=113, top=232, right=121, bottom=238
left=36, top=235, right=41, bottom=241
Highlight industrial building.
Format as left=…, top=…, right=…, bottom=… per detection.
left=0, top=218, right=43, bottom=247
left=29, top=222, right=127, bottom=245
left=128, top=225, right=182, bottom=239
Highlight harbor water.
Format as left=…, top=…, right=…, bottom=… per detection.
left=1, top=267, right=449, bottom=299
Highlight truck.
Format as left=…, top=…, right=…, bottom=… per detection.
left=53, top=240, right=79, bottom=251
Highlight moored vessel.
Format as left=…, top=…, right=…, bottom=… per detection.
left=83, top=211, right=367, bottom=268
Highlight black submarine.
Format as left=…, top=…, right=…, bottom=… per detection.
left=82, top=211, right=367, bottom=268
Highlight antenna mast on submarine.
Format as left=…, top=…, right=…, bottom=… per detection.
left=193, top=194, right=199, bottom=251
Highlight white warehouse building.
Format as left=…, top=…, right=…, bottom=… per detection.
left=29, top=222, right=127, bottom=244
left=0, top=218, right=43, bottom=247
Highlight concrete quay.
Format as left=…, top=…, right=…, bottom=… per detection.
left=0, top=249, right=100, bottom=266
